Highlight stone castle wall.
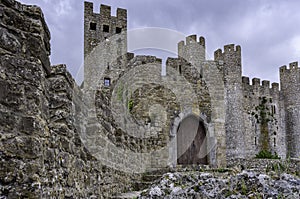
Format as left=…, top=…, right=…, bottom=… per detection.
left=241, top=77, right=286, bottom=159
left=0, top=1, right=139, bottom=198
left=1, top=0, right=300, bottom=197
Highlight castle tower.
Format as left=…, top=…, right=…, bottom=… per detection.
left=84, top=2, right=127, bottom=58
left=214, top=44, right=245, bottom=160
left=280, top=62, right=300, bottom=158
left=178, top=35, right=206, bottom=75
left=84, top=1, right=127, bottom=90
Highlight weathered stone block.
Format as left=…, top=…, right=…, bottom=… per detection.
left=2, top=136, right=42, bottom=159
left=0, top=28, right=21, bottom=54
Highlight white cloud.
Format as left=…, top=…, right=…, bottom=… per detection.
left=55, top=0, right=72, bottom=16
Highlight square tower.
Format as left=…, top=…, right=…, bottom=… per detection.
left=83, top=2, right=128, bottom=90
left=84, top=1, right=127, bottom=58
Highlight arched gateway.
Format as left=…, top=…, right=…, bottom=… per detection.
left=177, top=115, right=208, bottom=165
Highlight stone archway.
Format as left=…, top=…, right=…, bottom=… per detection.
left=177, top=115, right=208, bottom=165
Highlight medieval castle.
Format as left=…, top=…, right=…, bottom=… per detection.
left=0, top=0, right=299, bottom=197
left=82, top=1, right=300, bottom=168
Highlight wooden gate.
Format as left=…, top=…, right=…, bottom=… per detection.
left=177, top=115, right=208, bottom=165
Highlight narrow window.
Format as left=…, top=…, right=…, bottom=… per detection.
left=103, top=25, right=109, bottom=33
left=107, top=62, right=110, bottom=70
left=179, top=65, right=182, bottom=75
left=104, top=78, right=111, bottom=86
left=254, top=137, right=257, bottom=146
left=90, top=22, right=96, bottom=30
left=116, top=27, right=122, bottom=34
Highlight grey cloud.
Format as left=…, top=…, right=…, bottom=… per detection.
left=18, top=0, right=300, bottom=84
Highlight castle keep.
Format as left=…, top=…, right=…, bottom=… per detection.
left=0, top=0, right=299, bottom=198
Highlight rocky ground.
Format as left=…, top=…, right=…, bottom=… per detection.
left=138, top=169, right=300, bottom=199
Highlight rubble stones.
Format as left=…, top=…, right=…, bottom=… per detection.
left=139, top=170, right=300, bottom=199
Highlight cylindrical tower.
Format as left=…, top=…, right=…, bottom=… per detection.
left=280, top=62, right=300, bottom=158
left=214, top=44, right=245, bottom=160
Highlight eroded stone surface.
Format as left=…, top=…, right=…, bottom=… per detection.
left=139, top=170, right=300, bottom=199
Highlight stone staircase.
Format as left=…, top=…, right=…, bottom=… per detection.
left=109, top=165, right=214, bottom=198
left=109, top=167, right=171, bottom=199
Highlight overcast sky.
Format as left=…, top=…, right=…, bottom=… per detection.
left=19, top=0, right=300, bottom=85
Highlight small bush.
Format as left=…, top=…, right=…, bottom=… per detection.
left=255, top=150, right=280, bottom=159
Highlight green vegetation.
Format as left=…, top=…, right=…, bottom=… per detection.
left=255, top=150, right=280, bottom=159
left=241, top=179, right=247, bottom=195
left=128, top=99, right=134, bottom=112
left=254, top=97, right=274, bottom=151
left=259, top=97, right=269, bottom=150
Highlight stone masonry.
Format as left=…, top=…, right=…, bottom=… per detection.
left=0, top=0, right=300, bottom=198
left=0, top=0, right=139, bottom=198
left=82, top=1, right=300, bottom=168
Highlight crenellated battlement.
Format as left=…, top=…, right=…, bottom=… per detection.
left=280, top=61, right=300, bottom=92
left=84, top=2, right=127, bottom=20
left=84, top=1, right=127, bottom=58
left=177, top=34, right=206, bottom=67
left=214, top=44, right=241, bottom=61
left=280, top=61, right=300, bottom=100
left=242, top=76, right=278, bottom=90
left=178, top=35, right=205, bottom=48
left=100, top=4, right=111, bottom=18
left=262, top=80, right=270, bottom=89
left=242, top=76, right=250, bottom=84
left=252, top=78, right=261, bottom=87
left=271, top=83, right=279, bottom=91
left=117, top=8, right=127, bottom=20
left=280, top=61, right=300, bottom=74
left=242, top=76, right=279, bottom=97
left=224, top=44, right=241, bottom=53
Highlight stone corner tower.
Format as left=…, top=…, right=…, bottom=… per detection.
left=214, top=44, right=245, bottom=160
left=280, top=61, right=300, bottom=158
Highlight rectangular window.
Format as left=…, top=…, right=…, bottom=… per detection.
left=104, top=78, right=110, bottom=86
left=116, top=27, right=122, bottom=34
left=103, top=25, right=109, bottom=33
left=90, top=22, right=96, bottom=30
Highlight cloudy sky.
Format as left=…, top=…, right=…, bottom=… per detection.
left=19, top=0, right=300, bottom=85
